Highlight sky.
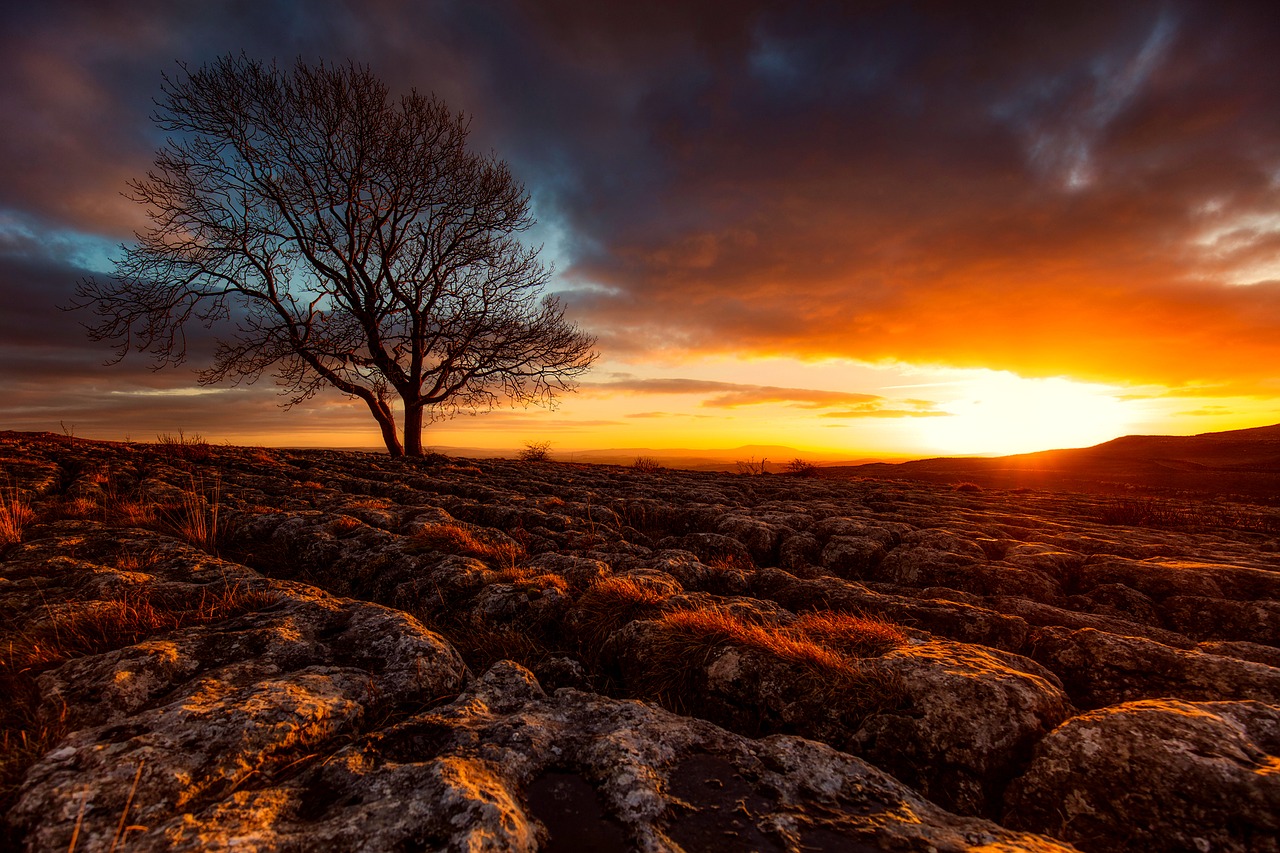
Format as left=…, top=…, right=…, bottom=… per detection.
left=3, top=0, right=1280, bottom=459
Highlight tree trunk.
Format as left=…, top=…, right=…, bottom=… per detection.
left=365, top=397, right=404, bottom=457
left=403, top=401, right=425, bottom=457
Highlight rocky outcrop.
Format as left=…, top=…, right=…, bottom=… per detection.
left=4, top=431, right=1280, bottom=850
left=1005, top=699, right=1280, bottom=853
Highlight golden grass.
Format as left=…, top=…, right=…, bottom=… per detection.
left=327, top=516, right=365, bottom=536
left=792, top=611, right=909, bottom=657
left=486, top=566, right=570, bottom=594
left=0, top=489, right=35, bottom=546
left=412, top=522, right=524, bottom=568
left=161, top=474, right=223, bottom=552
left=574, top=576, right=670, bottom=652
left=629, top=605, right=908, bottom=722
left=0, top=582, right=279, bottom=813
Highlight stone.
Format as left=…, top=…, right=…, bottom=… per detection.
left=1006, top=699, right=1280, bottom=853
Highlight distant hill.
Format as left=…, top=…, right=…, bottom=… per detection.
left=827, top=423, right=1280, bottom=502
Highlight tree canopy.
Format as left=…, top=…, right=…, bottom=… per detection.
left=73, top=56, right=597, bottom=456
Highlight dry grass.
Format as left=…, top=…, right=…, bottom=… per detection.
left=1098, top=498, right=1280, bottom=533
left=630, top=605, right=908, bottom=722
left=327, top=516, right=365, bottom=536
left=0, top=489, right=35, bottom=547
left=0, top=582, right=279, bottom=813
left=412, top=522, right=525, bottom=568
left=161, top=475, right=224, bottom=552
left=792, top=611, right=909, bottom=657
left=154, top=430, right=213, bottom=463
left=435, top=618, right=556, bottom=675
left=574, top=576, right=671, bottom=652
left=707, top=553, right=755, bottom=572
left=54, top=478, right=158, bottom=528
left=486, top=566, right=570, bottom=594
left=657, top=608, right=851, bottom=672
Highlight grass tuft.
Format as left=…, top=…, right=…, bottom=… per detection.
left=792, top=610, right=909, bottom=657
left=155, top=430, right=213, bottom=463
left=0, top=489, right=35, bottom=547
left=574, top=576, right=670, bottom=653
left=629, top=605, right=908, bottom=723
left=413, top=522, right=525, bottom=568
left=162, top=474, right=224, bottom=552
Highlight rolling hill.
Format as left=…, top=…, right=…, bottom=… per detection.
left=828, top=423, right=1280, bottom=501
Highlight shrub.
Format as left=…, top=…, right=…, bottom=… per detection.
left=953, top=481, right=983, bottom=493
left=517, top=440, right=552, bottom=462
left=784, top=458, right=818, bottom=477
left=734, top=456, right=769, bottom=475
left=632, top=456, right=663, bottom=474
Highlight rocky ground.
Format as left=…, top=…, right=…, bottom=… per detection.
left=2, top=431, right=1278, bottom=852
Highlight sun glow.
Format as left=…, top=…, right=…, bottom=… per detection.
left=910, top=372, right=1136, bottom=456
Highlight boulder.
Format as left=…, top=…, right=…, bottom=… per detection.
left=851, top=639, right=1073, bottom=816
left=1006, top=699, right=1280, bottom=853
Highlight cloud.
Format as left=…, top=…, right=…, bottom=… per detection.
left=4, top=0, right=1280, bottom=445
left=584, top=375, right=940, bottom=415
left=819, top=409, right=949, bottom=419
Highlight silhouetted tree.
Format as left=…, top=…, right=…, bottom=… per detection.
left=73, top=56, right=596, bottom=456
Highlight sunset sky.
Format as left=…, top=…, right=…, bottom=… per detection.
left=3, top=1, right=1280, bottom=459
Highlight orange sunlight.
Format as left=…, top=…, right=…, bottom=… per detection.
left=909, top=373, right=1138, bottom=456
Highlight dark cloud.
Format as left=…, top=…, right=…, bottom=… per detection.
left=2, top=1, right=1279, bottom=444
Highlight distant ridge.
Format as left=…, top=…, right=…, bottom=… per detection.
left=827, top=423, right=1280, bottom=502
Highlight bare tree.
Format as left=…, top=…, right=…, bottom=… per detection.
left=72, top=56, right=597, bottom=457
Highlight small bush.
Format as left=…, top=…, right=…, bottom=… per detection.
left=953, top=481, right=983, bottom=493
left=784, top=458, right=818, bottom=477
left=632, top=456, right=663, bottom=474
left=517, top=441, right=552, bottom=462
left=735, top=456, right=769, bottom=475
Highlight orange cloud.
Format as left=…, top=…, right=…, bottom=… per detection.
left=584, top=377, right=940, bottom=416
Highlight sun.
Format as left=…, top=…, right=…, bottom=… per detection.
left=911, top=372, right=1136, bottom=456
